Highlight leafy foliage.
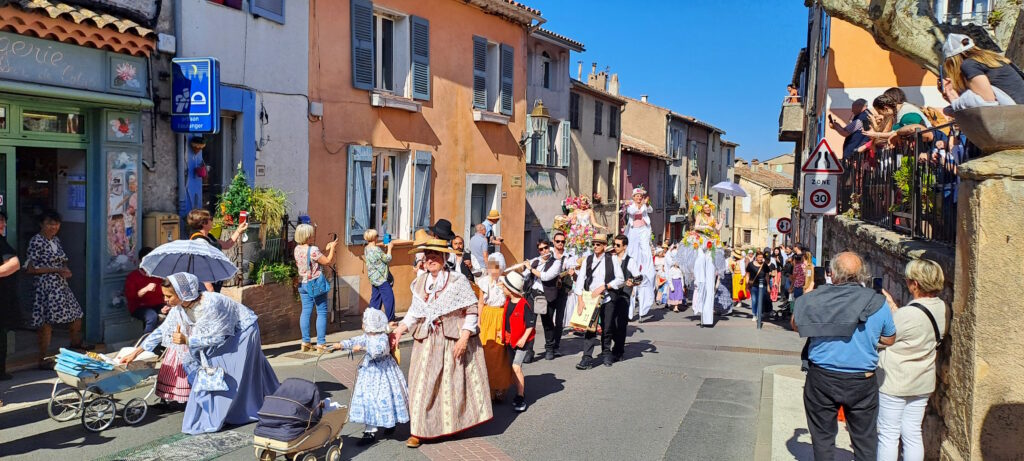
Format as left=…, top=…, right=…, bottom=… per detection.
left=250, top=259, right=297, bottom=285
left=250, top=187, right=289, bottom=237
left=217, top=166, right=251, bottom=226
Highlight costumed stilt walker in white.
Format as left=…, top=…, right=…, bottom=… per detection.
left=676, top=196, right=726, bottom=327
left=622, top=187, right=656, bottom=321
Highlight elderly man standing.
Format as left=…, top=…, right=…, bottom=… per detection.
left=469, top=224, right=489, bottom=269
left=792, top=252, right=896, bottom=461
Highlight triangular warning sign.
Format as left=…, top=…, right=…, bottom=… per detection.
left=801, top=139, right=844, bottom=174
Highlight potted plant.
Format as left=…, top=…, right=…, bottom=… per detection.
left=249, top=186, right=289, bottom=244
left=249, top=259, right=297, bottom=286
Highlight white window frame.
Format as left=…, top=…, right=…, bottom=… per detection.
left=541, top=51, right=552, bottom=90
left=464, top=174, right=502, bottom=239
left=486, top=42, right=500, bottom=112
left=371, top=149, right=414, bottom=240
left=373, top=8, right=411, bottom=97
left=742, top=195, right=751, bottom=213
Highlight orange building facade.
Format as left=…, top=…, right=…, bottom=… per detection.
left=307, top=0, right=540, bottom=315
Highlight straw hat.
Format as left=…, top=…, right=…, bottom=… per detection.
left=487, top=209, right=501, bottom=220
left=592, top=233, right=608, bottom=244
left=732, top=249, right=743, bottom=259
left=413, top=229, right=431, bottom=245
left=501, top=271, right=526, bottom=297
left=409, top=238, right=459, bottom=255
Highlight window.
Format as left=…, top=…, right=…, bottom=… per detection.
left=473, top=36, right=513, bottom=115
left=743, top=230, right=751, bottom=244
left=608, top=106, right=618, bottom=138
left=592, top=160, right=600, bottom=196
left=541, top=51, right=551, bottom=89
left=607, top=161, right=615, bottom=201
left=775, top=164, right=783, bottom=173
left=251, top=0, right=285, bottom=24
left=0, top=105, right=8, bottom=131
left=369, top=151, right=413, bottom=240
left=569, top=93, right=580, bottom=129
left=547, top=122, right=558, bottom=167
left=209, top=0, right=242, bottom=9
left=668, top=174, right=678, bottom=204
left=351, top=1, right=430, bottom=100
left=594, top=101, right=603, bottom=135
left=346, top=145, right=421, bottom=244
left=742, top=196, right=751, bottom=213
left=21, top=109, right=84, bottom=134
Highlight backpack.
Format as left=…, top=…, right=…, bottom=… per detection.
left=254, top=378, right=323, bottom=442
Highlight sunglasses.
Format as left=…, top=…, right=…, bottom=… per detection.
left=594, top=242, right=606, bottom=246
left=613, top=243, right=624, bottom=248
left=554, top=239, right=565, bottom=243
left=538, top=246, right=549, bottom=251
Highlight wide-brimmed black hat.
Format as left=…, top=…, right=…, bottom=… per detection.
left=429, top=219, right=455, bottom=241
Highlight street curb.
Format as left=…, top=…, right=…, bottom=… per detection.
left=754, top=364, right=803, bottom=461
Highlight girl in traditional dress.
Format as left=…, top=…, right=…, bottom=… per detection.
left=475, top=255, right=513, bottom=402
left=566, top=195, right=606, bottom=255
left=729, top=249, right=748, bottom=310
left=120, top=304, right=193, bottom=403
left=622, top=187, right=656, bottom=320
left=389, top=239, right=492, bottom=448
left=667, top=263, right=685, bottom=312
left=334, top=308, right=409, bottom=445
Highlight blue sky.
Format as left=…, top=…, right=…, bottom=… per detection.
left=528, top=0, right=810, bottom=161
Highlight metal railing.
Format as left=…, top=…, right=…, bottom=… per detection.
left=838, top=123, right=973, bottom=245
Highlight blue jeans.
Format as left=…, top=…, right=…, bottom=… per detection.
left=751, top=282, right=767, bottom=319
left=369, top=281, right=396, bottom=321
left=131, top=306, right=161, bottom=334
left=298, top=283, right=329, bottom=344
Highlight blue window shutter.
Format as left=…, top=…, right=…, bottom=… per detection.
left=410, top=16, right=430, bottom=100
left=251, top=0, right=285, bottom=24
left=413, top=151, right=433, bottom=231
left=499, top=43, right=514, bottom=115
left=350, top=0, right=374, bottom=90
left=472, top=36, right=487, bottom=110
left=560, top=119, right=571, bottom=167
left=524, top=114, right=533, bottom=163
left=346, top=145, right=373, bottom=244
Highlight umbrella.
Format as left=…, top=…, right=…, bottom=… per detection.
left=711, top=181, right=748, bottom=197
left=140, top=239, right=238, bottom=282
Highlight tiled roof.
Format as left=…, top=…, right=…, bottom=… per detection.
left=622, top=95, right=726, bottom=135
left=621, top=134, right=667, bottom=158
left=735, top=165, right=794, bottom=191
left=534, top=27, right=584, bottom=51
left=502, top=0, right=541, bottom=15
left=0, top=2, right=156, bottom=56
left=721, top=139, right=739, bottom=147
left=571, top=78, right=627, bottom=105
left=468, top=0, right=542, bottom=25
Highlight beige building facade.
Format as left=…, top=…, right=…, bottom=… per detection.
left=732, top=164, right=794, bottom=249
left=568, top=73, right=624, bottom=232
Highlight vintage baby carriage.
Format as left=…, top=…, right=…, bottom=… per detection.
left=46, top=333, right=161, bottom=432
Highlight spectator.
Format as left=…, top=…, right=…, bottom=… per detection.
left=864, top=90, right=932, bottom=145
left=124, top=247, right=167, bottom=333
left=483, top=210, right=505, bottom=267
left=744, top=251, right=773, bottom=324
left=941, top=34, right=1024, bottom=110
left=800, top=251, right=816, bottom=295
left=363, top=229, right=396, bottom=321
left=0, top=211, right=20, bottom=381
left=829, top=99, right=871, bottom=161
left=447, top=235, right=475, bottom=279
left=469, top=223, right=489, bottom=268
left=786, top=84, right=800, bottom=103
left=876, top=260, right=948, bottom=461
left=293, top=223, right=337, bottom=352
left=792, top=252, right=896, bottom=461
left=186, top=208, right=249, bottom=292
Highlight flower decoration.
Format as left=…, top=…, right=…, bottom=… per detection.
left=114, top=62, right=140, bottom=88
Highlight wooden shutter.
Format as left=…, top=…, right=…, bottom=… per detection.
left=410, top=16, right=430, bottom=100
left=524, top=114, right=534, bottom=163
left=560, top=119, right=571, bottom=167
left=346, top=145, right=373, bottom=244
left=499, top=43, right=514, bottom=115
left=413, top=151, right=433, bottom=231
left=536, top=120, right=547, bottom=165
left=251, top=0, right=285, bottom=24
left=350, top=0, right=374, bottom=90
left=472, top=36, right=487, bottom=110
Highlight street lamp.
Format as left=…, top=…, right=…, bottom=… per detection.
left=520, top=99, right=550, bottom=149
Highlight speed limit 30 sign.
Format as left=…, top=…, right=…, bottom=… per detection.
left=802, top=174, right=838, bottom=215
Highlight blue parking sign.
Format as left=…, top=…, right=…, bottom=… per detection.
left=171, top=57, right=220, bottom=133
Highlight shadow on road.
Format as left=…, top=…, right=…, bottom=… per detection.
left=0, top=407, right=179, bottom=457
left=785, top=428, right=854, bottom=461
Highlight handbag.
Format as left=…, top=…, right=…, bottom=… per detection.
left=304, top=245, right=331, bottom=298
left=193, top=350, right=227, bottom=393
left=532, top=294, right=548, bottom=316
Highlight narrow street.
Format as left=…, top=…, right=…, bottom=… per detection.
left=1, top=305, right=803, bottom=461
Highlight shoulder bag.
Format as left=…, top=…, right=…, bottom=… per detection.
left=193, top=350, right=228, bottom=393
left=909, top=302, right=946, bottom=350
left=304, top=245, right=331, bottom=298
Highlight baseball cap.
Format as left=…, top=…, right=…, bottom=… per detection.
left=943, top=33, right=975, bottom=60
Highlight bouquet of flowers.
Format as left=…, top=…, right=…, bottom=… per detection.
left=562, top=195, right=584, bottom=214
left=566, top=221, right=596, bottom=255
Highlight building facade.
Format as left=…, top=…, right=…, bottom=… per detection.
left=568, top=72, right=624, bottom=237
left=308, top=0, right=540, bottom=315
left=523, top=28, right=583, bottom=257
left=732, top=164, right=794, bottom=249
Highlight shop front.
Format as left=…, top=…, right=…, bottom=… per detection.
left=0, top=27, right=154, bottom=346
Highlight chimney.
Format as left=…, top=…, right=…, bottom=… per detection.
left=577, top=60, right=583, bottom=80
left=609, top=73, right=619, bottom=96
left=751, top=159, right=759, bottom=171
left=640, top=95, right=648, bottom=103
left=591, top=62, right=597, bottom=75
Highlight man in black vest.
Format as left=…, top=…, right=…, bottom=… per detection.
left=446, top=235, right=475, bottom=280
left=544, top=231, right=575, bottom=359
left=610, top=234, right=640, bottom=362
left=573, top=234, right=624, bottom=370
left=527, top=239, right=563, bottom=361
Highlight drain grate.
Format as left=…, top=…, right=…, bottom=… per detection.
left=284, top=352, right=318, bottom=360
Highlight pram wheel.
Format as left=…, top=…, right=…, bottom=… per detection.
left=298, top=453, right=317, bottom=461
left=123, top=398, right=148, bottom=425
left=82, top=397, right=117, bottom=432
left=48, top=387, right=82, bottom=422
left=255, top=448, right=276, bottom=461
left=326, top=444, right=341, bottom=461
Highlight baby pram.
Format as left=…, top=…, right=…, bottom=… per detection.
left=47, top=333, right=161, bottom=432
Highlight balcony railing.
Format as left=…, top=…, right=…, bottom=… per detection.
left=943, top=11, right=990, bottom=26
left=838, top=123, right=974, bottom=245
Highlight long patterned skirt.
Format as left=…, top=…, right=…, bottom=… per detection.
left=407, top=329, right=492, bottom=439
left=156, top=346, right=191, bottom=403
left=478, top=304, right=513, bottom=394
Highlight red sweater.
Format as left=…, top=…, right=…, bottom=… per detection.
left=125, top=269, right=165, bottom=314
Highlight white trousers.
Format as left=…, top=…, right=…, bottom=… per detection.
left=877, top=392, right=929, bottom=461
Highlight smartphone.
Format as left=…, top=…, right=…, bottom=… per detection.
left=828, top=114, right=835, bottom=125
left=382, top=233, right=392, bottom=245
left=814, top=267, right=827, bottom=287
left=872, top=277, right=884, bottom=294
left=329, top=232, right=338, bottom=242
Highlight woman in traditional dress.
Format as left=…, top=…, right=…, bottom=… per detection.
left=622, top=187, right=656, bottom=320
left=566, top=196, right=606, bottom=255
left=729, top=249, right=748, bottom=310
left=667, top=263, right=685, bottom=312
left=120, top=303, right=193, bottom=404
left=475, top=255, right=513, bottom=402
left=676, top=197, right=726, bottom=327
left=162, top=272, right=280, bottom=434
left=389, top=239, right=492, bottom=448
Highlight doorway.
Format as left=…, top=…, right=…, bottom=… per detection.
left=11, top=147, right=88, bottom=321
left=464, top=174, right=502, bottom=241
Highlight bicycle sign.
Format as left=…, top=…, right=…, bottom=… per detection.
left=802, top=174, right=838, bottom=215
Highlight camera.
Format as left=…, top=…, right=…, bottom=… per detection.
left=631, top=275, right=644, bottom=284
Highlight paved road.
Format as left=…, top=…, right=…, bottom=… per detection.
left=1, top=303, right=803, bottom=460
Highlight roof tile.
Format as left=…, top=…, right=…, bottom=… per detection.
left=735, top=165, right=794, bottom=190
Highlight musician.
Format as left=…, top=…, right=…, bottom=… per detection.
left=523, top=240, right=562, bottom=362
left=546, top=232, right=575, bottom=359
left=610, top=235, right=641, bottom=362
left=446, top=236, right=476, bottom=280
left=572, top=234, right=624, bottom=370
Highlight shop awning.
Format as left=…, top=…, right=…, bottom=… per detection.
left=0, top=80, right=153, bottom=109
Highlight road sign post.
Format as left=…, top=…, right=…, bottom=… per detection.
left=171, top=57, right=221, bottom=134
left=800, top=139, right=842, bottom=261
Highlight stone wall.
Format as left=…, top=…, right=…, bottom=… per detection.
left=223, top=281, right=345, bottom=345
left=822, top=215, right=956, bottom=460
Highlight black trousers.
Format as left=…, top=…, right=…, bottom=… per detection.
left=540, top=292, right=567, bottom=352
left=582, top=301, right=615, bottom=358
left=611, top=292, right=630, bottom=356
left=0, top=327, right=6, bottom=375
left=803, top=364, right=879, bottom=461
